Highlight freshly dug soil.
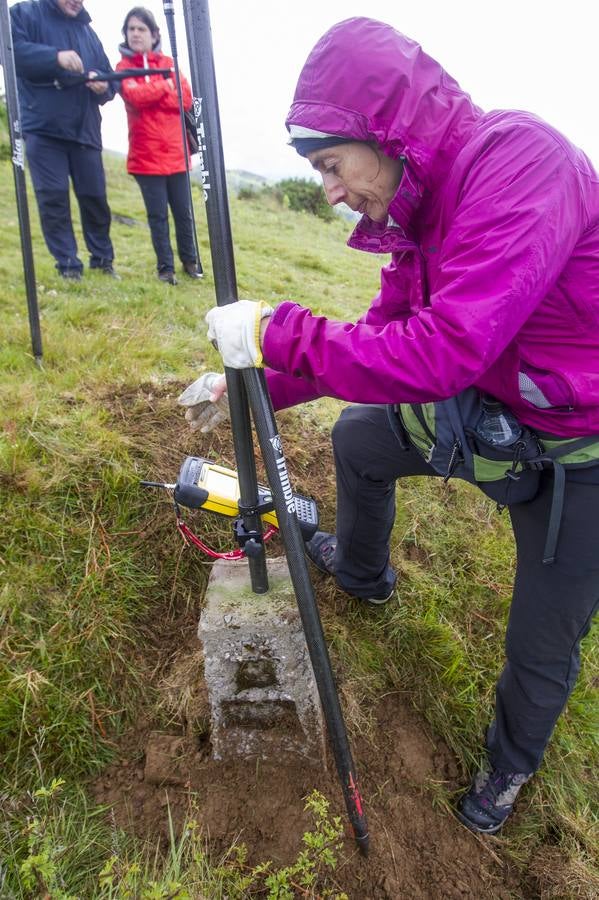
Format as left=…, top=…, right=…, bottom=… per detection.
left=92, top=670, right=517, bottom=899
left=94, top=385, right=524, bottom=898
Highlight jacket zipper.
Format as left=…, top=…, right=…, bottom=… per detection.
left=443, top=439, right=463, bottom=482
left=519, top=364, right=576, bottom=412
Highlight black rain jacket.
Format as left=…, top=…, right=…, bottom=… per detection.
left=10, top=0, right=114, bottom=149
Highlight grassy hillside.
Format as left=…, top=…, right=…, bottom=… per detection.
left=0, top=151, right=597, bottom=898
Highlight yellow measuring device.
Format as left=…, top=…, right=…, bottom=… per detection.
left=173, top=456, right=318, bottom=539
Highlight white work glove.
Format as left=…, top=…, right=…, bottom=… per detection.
left=205, top=300, right=273, bottom=369
left=177, top=372, right=229, bottom=433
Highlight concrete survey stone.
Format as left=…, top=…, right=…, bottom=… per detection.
left=200, top=557, right=325, bottom=763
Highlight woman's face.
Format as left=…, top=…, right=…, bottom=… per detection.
left=126, top=16, right=155, bottom=54
left=307, top=142, right=403, bottom=222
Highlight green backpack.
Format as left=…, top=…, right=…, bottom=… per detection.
left=389, top=388, right=599, bottom=564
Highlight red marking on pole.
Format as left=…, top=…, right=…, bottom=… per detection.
left=348, top=772, right=364, bottom=818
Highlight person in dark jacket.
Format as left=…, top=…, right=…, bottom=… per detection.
left=10, top=0, right=119, bottom=280
left=116, top=7, right=203, bottom=285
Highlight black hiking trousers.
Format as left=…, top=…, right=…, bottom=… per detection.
left=331, top=404, right=599, bottom=775
left=134, top=172, right=197, bottom=274
left=25, top=134, right=114, bottom=273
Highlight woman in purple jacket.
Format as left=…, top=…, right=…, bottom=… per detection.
left=181, top=18, right=599, bottom=834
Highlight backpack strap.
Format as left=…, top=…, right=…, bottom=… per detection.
left=540, top=434, right=599, bottom=465
left=386, top=404, right=410, bottom=451
left=530, top=436, right=599, bottom=565
left=409, top=403, right=436, bottom=445
left=542, top=461, right=566, bottom=565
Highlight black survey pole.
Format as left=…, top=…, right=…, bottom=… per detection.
left=1, top=0, right=42, bottom=364
left=179, top=0, right=268, bottom=594
left=161, top=0, right=203, bottom=275
left=182, top=0, right=369, bottom=854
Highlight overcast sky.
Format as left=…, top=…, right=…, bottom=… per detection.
left=6, top=0, right=599, bottom=179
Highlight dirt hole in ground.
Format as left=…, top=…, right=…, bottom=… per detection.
left=93, top=384, right=526, bottom=898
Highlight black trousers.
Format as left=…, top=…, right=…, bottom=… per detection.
left=332, top=405, right=599, bottom=774
left=134, top=173, right=196, bottom=273
left=25, top=134, right=114, bottom=272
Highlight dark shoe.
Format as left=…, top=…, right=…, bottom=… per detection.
left=59, top=268, right=82, bottom=281
left=101, top=265, right=121, bottom=280
left=305, top=531, right=395, bottom=606
left=305, top=531, right=337, bottom=576
left=158, top=271, right=177, bottom=285
left=183, top=261, right=203, bottom=279
left=456, top=768, right=532, bottom=834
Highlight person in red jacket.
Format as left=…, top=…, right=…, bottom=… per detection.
left=116, top=7, right=202, bottom=284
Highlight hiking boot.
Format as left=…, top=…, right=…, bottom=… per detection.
left=59, top=268, right=82, bottom=281
left=101, top=265, right=121, bottom=280
left=456, top=768, right=532, bottom=834
left=158, top=270, right=177, bottom=285
left=183, top=261, right=203, bottom=279
left=305, top=531, right=395, bottom=606
left=305, top=531, right=337, bottom=576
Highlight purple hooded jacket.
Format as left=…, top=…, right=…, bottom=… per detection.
left=263, top=17, right=599, bottom=437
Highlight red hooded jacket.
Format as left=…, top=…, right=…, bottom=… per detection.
left=116, top=45, right=192, bottom=175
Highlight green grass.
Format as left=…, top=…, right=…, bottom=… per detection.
left=0, top=143, right=597, bottom=898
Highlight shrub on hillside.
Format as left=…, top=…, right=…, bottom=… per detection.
left=237, top=185, right=259, bottom=200
left=236, top=176, right=335, bottom=223
left=274, top=177, right=335, bottom=222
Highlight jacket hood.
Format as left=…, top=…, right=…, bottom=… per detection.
left=286, top=17, right=482, bottom=193
left=118, top=40, right=163, bottom=59
left=45, top=0, right=91, bottom=25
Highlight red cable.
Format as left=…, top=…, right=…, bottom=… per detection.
left=176, top=519, right=278, bottom=559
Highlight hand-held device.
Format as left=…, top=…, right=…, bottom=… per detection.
left=172, top=456, right=318, bottom=540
